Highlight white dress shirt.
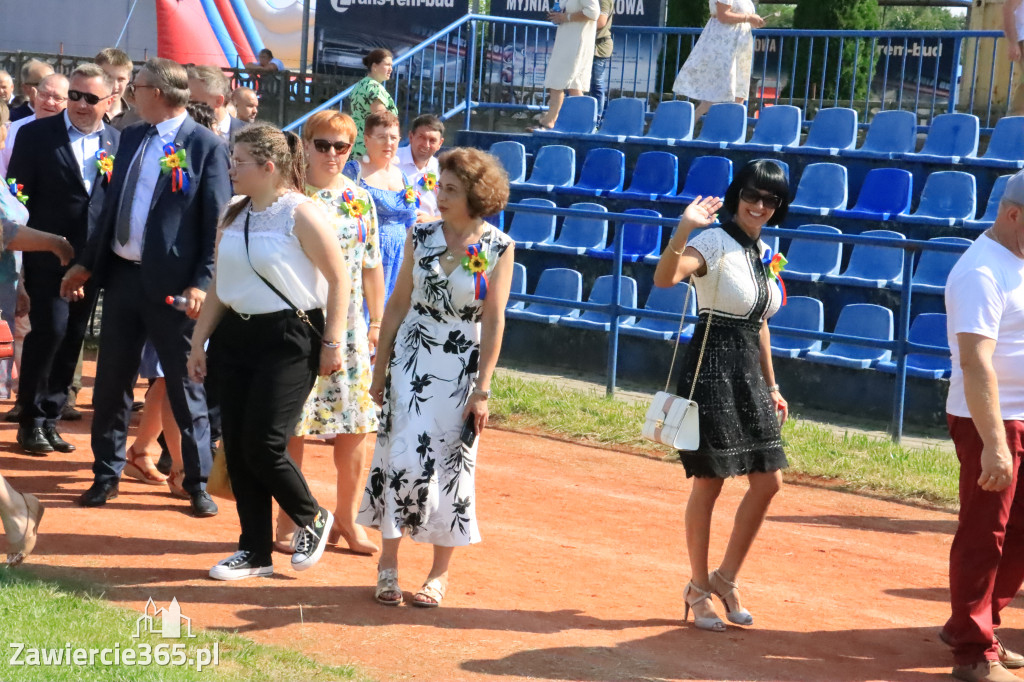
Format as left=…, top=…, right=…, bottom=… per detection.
left=215, top=112, right=231, bottom=140
left=112, top=111, right=188, bottom=262
left=63, top=111, right=104, bottom=194
left=395, top=145, right=439, bottom=217
left=0, top=113, right=36, bottom=178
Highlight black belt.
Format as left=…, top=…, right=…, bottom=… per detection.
left=113, top=254, right=141, bottom=266
left=228, top=307, right=318, bottom=322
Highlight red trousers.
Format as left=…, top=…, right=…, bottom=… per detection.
left=945, top=415, right=1024, bottom=666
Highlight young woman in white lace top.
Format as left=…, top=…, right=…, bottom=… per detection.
left=186, top=124, right=351, bottom=581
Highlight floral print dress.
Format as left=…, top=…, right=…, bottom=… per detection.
left=673, top=0, right=756, bottom=103
left=349, top=76, right=399, bottom=159
left=357, top=220, right=513, bottom=546
left=294, top=178, right=382, bottom=436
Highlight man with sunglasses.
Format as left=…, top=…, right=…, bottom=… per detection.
left=6, top=64, right=119, bottom=456
left=9, top=60, right=54, bottom=123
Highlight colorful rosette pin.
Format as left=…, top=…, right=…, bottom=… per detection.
left=418, top=171, right=438, bottom=193
left=762, top=248, right=788, bottom=305
left=404, top=185, right=420, bottom=208
left=461, top=243, right=489, bottom=300
left=339, top=188, right=369, bottom=242
left=94, top=150, right=114, bottom=183
left=158, top=143, right=190, bottom=193
left=6, top=178, right=27, bottom=205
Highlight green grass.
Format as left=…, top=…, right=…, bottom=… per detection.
left=489, top=372, right=960, bottom=507
left=0, top=571, right=364, bottom=682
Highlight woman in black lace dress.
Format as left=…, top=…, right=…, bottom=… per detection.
left=653, top=159, right=791, bottom=632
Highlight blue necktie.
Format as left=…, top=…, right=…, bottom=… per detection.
left=115, top=126, right=157, bottom=247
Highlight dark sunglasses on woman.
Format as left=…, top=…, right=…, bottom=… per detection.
left=68, top=90, right=109, bottom=106
left=738, top=187, right=782, bottom=210
left=313, top=139, right=352, bottom=154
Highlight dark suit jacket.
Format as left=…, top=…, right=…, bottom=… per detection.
left=9, top=102, right=33, bottom=122
left=227, top=115, right=246, bottom=141
left=83, top=115, right=231, bottom=301
left=7, top=115, right=120, bottom=271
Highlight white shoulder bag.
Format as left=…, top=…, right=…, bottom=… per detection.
left=642, top=249, right=725, bottom=451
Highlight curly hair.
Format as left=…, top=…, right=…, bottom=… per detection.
left=438, top=148, right=510, bottom=218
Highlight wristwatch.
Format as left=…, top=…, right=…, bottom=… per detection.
left=472, top=388, right=490, bottom=399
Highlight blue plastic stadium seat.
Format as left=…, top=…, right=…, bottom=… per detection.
left=608, top=151, right=679, bottom=202
left=768, top=296, right=824, bottom=358
left=489, top=141, right=526, bottom=183
left=732, top=105, right=802, bottom=151
left=621, top=282, right=697, bottom=341
left=762, top=233, right=779, bottom=258
left=805, top=303, right=894, bottom=369
left=964, top=117, right=1024, bottom=170
left=840, top=110, right=918, bottom=160
left=832, top=168, right=913, bottom=220
left=508, top=262, right=526, bottom=310
left=965, top=175, right=1011, bottom=231
left=627, top=100, right=694, bottom=145
left=579, top=97, right=645, bottom=142
left=899, top=113, right=979, bottom=164
left=505, top=198, right=557, bottom=249
left=534, top=203, right=609, bottom=255
left=554, top=147, right=625, bottom=197
left=587, top=208, right=662, bottom=263
left=662, top=156, right=733, bottom=204
left=798, top=108, right=858, bottom=156
left=559, top=275, right=638, bottom=331
left=788, top=163, right=848, bottom=216
left=911, top=237, right=971, bottom=295
left=782, top=224, right=843, bottom=282
left=878, top=313, right=952, bottom=379
left=897, top=171, right=976, bottom=227
left=513, top=145, right=575, bottom=192
left=533, top=95, right=598, bottom=136
left=821, top=229, right=905, bottom=288
left=681, top=102, right=748, bottom=149
left=506, top=268, right=582, bottom=324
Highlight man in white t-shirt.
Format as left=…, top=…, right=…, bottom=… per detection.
left=942, top=170, right=1024, bottom=682
left=395, top=114, right=443, bottom=223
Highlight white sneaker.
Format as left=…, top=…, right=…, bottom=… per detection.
left=291, top=507, right=333, bottom=572
left=209, top=551, right=273, bottom=581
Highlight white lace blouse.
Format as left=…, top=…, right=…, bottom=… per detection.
left=216, top=192, right=328, bottom=315
left=687, top=225, right=782, bottom=322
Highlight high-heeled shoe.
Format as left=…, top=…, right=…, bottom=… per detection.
left=328, top=519, right=378, bottom=555
left=683, top=581, right=725, bottom=632
left=709, top=569, right=753, bottom=626
left=6, top=492, right=44, bottom=567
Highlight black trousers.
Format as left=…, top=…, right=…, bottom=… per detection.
left=210, top=307, right=322, bottom=560
left=18, top=265, right=98, bottom=429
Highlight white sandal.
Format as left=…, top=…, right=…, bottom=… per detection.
left=412, top=577, right=447, bottom=608
left=375, top=567, right=401, bottom=606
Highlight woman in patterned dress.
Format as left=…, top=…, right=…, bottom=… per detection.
left=359, top=148, right=515, bottom=608
left=344, top=111, right=418, bottom=305
left=349, top=49, right=398, bottom=160
left=673, top=0, right=765, bottom=119
left=277, top=110, right=386, bottom=556
left=653, top=160, right=791, bottom=632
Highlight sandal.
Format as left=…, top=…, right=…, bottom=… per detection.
left=123, top=446, right=168, bottom=485
left=375, top=566, right=402, bottom=606
left=709, top=569, right=753, bottom=626
left=683, top=581, right=726, bottom=632
left=6, top=491, right=44, bottom=567
left=412, top=576, right=447, bottom=608
left=166, top=468, right=189, bottom=499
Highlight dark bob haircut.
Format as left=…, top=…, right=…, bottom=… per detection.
left=722, top=159, right=790, bottom=226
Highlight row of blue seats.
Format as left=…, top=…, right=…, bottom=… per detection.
left=532, top=96, right=1024, bottom=169
left=507, top=264, right=951, bottom=378
left=493, top=141, right=1010, bottom=230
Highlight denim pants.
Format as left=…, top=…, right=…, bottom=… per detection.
left=591, top=56, right=611, bottom=117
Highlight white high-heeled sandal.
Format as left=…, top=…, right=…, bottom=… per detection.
left=709, top=569, right=753, bottom=626
left=683, top=581, right=725, bottom=632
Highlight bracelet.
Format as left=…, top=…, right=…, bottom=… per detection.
left=322, top=340, right=342, bottom=348
left=368, top=323, right=381, bottom=329
left=667, top=241, right=686, bottom=256
left=369, top=317, right=383, bottom=324
left=766, top=384, right=780, bottom=393
left=472, top=388, right=490, bottom=399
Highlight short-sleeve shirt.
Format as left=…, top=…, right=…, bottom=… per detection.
left=945, top=233, right=1024, bottom=419
left=595, top=0, right=615, bottom=58
left=349, top=76, right=399, bottom=159
left=686, top=224, right=782, bottom=322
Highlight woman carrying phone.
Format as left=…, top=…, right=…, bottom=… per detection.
left=358, top=147, right=514, bottom=608
left=652, top=159, right=790, bottom=632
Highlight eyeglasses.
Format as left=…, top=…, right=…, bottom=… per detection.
left=229, top=158, right=261, bottom=169
left=312, top=139, right=352, bottom=154
left=36, top=91, right=67, bottom=104
left=68, top=89, right=109, bottom=106
left=367, top=133, right=400, bottom=144
left=738, top=187, right=782, bottom=210
left=127, top=83, right=157, bottom=95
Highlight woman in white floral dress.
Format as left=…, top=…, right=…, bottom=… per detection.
left=278, top=111, right=386, bottom=556
left=360, top=148, right=515, bottom=608
left=673, top=0, right=766, bottom=119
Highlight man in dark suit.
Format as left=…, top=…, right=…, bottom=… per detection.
left=9, top=60, right=54, bottom=122
left=8, top=64, right=120, bottom=455
left=61, top=58, right=230, bottom=517
left=187, top=65, right=245, bottom=145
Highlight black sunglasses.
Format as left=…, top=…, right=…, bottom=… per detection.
left=68, top=89, right=109, bottom=106
left=312, top=138, right=352, bottom=154
left=738, top=187, right=782, bottom=210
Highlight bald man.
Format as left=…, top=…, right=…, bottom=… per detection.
left=0, top=70, right=14, bottom=106
left=10, top=60, right=55, bottom=122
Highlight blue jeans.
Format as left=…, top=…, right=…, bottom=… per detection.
left=591, top=56, right=610, bottom=117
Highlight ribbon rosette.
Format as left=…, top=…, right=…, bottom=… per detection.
left=404, top=185, right=420, bottom=208
left=158, top=143, right=190, bottom=194
left=762, top=248, right=788, bottom=305
left=94, top=150, right=114, bottom=183
left=418, top=171, right=438, bottom=193
left=461, top=244, right=490, bottom=300
left=339, top=188, right=371, bottom=243
left=6, top=178, right=28, bottom=205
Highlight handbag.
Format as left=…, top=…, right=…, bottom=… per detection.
left=642, top=249, right=725, bottom=451
left=0, top=317, right=12, bottom=359
left=206, top=443, right=234, bottom=501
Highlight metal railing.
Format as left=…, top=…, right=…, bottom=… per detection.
left=504, top=201, right=967, bottom=442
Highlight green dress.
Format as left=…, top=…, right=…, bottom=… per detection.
left=349, top=76, right=399, bottom=158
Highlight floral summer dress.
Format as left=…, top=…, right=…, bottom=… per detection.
left=673, top=0, right=756, bottom=103
left=349, top=76, right=399, bottom=159
left=295, top=178, right=382, bottom=436
left=357, top=220, right=513, bottom=546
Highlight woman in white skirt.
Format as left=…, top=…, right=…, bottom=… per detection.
left=673, top=0, right=765, bottom=119
left=531, top=0, right=601, bottom=131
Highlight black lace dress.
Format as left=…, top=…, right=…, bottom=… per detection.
left=675, top=221, right=788, bottom=479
